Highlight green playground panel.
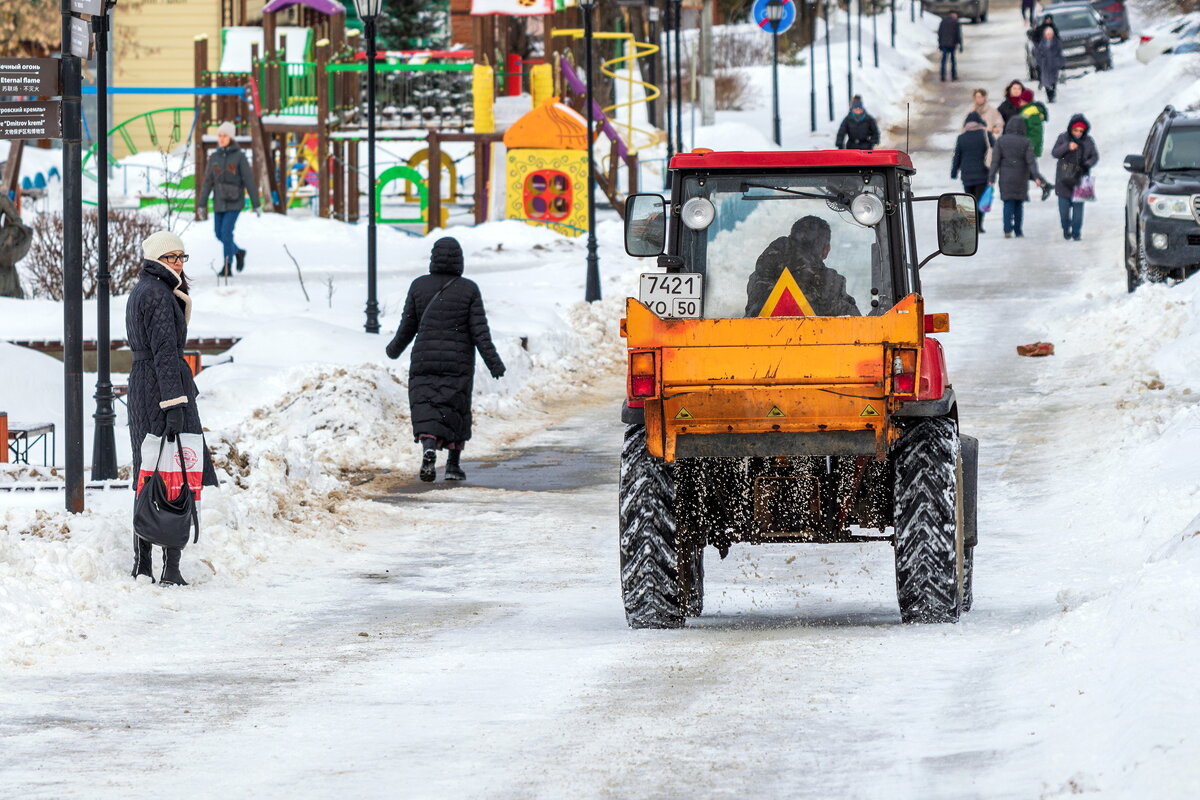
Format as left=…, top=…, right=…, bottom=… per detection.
left=375, top=165, right=428, bottom=225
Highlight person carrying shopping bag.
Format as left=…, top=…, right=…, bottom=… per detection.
left=988, top=116, right=1049, bottom=238
left=952, top=111, right=996, bottom=233
left=126, top=231, right=219, bottom=585
left=1051, top=114, right=1099, bottom=241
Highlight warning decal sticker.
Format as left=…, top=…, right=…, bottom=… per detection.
left=758, top=267, right=817, bottom=318
left=860, top=404, right=880, bottom=417
left=675, top=408, right=694, bottom=420
left=766, top=406, right=785, bottom=417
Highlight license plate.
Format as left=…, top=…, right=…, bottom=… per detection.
left=1064, top=46, right=1086, bottom=55
left=639, top=273, right=704, bottom=318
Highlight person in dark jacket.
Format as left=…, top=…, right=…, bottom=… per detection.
left=951, top=112, right=995, bottom=232
left=744, top=216, right=860, bottom=317
left=836, top=97, right=880, bottom=150
left=1050, top=114, right=1099, bottom=240
left=997, top=80, right=1028, bottom=123
left=198, top=122, right=260, bottom=278
left=125, top=230, right=219, bottom=586
left=938, top=12, right=964, bottom=81
left=1021, top=0, right=1036, bottom=24
left=1033, top=26, right=1065, bottom=102
left=1029, top=13, right=1058, bottom=44
left=386, top=237, right=506, bottom=482
left=988, top=116, right=1048, bottom=238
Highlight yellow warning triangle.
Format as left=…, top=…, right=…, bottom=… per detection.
left=675, top=408, right=694, bottom=420
left=767, top=406, right=785, bottom=417
left=758, top=267, right=816, bottom=318
left=860, top=404, right=880, bottom=417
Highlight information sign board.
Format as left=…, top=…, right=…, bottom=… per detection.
left=0, top=58, right=60, bottom=97
left=0, top=101, right=63, bottom=139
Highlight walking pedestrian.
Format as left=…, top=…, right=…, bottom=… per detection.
left=1019, top=89, right=1050, bottom=159
left=126, top=230, right=219, bottom=586
left=997, top=80, right=1028, bottom=122
left=969, top=87, right=1004, bottom=137
left=198, top=121, right=260, bottom=278
left=988, top=116, right=1049, bottom=238
left=1050, top=114, right=1099, bottom=241
left=835, top=97, right=881, bottom=150
left=938, top=12, right=964, bottom=82
left=385, top=237, right=506, bottom=483
left=1021, top=0, right=1036, bottom=25
left=951, top=112, right=995, bottom=233
left=1033, top=26, right=1065, bottom=103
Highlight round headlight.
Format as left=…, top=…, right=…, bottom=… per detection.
left=850, top=192, right=885, bottom=226
left=681, top=197, right=716, bottom=230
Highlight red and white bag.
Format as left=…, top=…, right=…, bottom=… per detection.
left=137, top=433, right=206, bottom=501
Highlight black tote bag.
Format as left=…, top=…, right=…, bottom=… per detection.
left=134, top=435, right=199, bottom=549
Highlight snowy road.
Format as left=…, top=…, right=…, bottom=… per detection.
left=5, top=5, right=1200, bottom=798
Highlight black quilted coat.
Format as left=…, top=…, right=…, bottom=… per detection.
left=385, top=238, right=505, bottom=444
left=125, top=260, right=217, bottom=486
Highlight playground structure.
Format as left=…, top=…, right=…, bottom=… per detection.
left=48, top=0, right=668, bottom=234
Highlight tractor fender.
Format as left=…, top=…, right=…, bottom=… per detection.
left=960, top=433, right=979, bottom=548
left=622, top=401, right=646, bottom=425
left=894, top=386, right=956, bottom=418
left=894, top=337, right=954, bottom=417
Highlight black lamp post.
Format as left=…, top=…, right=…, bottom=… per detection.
left=354, top=0, right=382, bottom=333
left=808, top=0, right=816, bottom=133
left=766, top=0, right=784, bottom=146
left=824, top=0, right=834, bottom=122
left=580, top=0, right=601, bottom=302
left=91, top=0, right=118, bottom=481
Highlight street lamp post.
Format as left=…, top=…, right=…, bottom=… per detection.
left=766, top=0, right=783, bottom=146
left=353, top=0, right=382, bottom=334
left=824, top=0, right=834, bottom=122
left=580, top=0, right=601, bottom=302
left=872, top=0, right=879, bottom=67
left=91, top=0, right=118, bottom=481
left=808, top=0, right=816, bottom=132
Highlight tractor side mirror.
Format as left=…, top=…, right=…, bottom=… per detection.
left=624, top=194, right=667, bottom=257
left=935, top=192, right=978, bottom=257
left=1123, top=154, right=1146, bottom=173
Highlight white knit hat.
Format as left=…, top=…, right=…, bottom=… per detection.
left=217, top=121, right=236, bottom=138
left=142, top=230, right=185, bottom=261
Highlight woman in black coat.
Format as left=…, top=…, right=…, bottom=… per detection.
left=951, top=111, right=995, bottom=232
left=125, top=230, right=218, bottom=585
left=1050, top=113, right=1099, bottom=240
left=386, top=237, right=505, bottom=482
left=997, top=80, right=1028, bottom=123
left=987, top=116, right=1048, bottom=238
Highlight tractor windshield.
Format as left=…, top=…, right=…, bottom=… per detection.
left=677, top=172, right=893, bottom=319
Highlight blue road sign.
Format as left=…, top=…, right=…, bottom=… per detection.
left=753, top=0, right=796, bottom=34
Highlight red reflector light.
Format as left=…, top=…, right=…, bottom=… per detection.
left=631, top=375, right=655, bottom=398
left=1141, top=35, right=1153, bottom=42
left=1102, top=3, right=1120, bottom=11
left=895, top=373, right=916, bottom=394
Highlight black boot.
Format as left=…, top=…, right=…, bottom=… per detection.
left=159, top=547, right=188, bottom=586
left=235, top=249, right=246, bottom=272
left=131, top=535, right=155, bottom=582
left=219, top=258, right=233, bottom=278
left=445, top=449, right=466, bottom=481
left=419, top=440, right=437, bottom=482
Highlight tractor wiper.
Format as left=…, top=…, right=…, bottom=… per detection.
left=740, top=182, right=843, bottom=203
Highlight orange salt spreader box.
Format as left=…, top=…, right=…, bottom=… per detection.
left=614, top=148, right=981, bottom=630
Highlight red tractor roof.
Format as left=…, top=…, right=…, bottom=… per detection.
left=668, top=149, right=914, bottom=171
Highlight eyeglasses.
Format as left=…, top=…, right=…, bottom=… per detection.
left=161, top=253, right=190, bottom=263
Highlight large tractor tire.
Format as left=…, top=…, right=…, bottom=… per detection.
left=892, top=417, right=967, bottom=623
left=619, top=424, right=684, bottom=629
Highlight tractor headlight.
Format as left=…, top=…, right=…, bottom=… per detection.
left=1147, top=193, right=1193, bottom=219
left=851, top=192, right=886, bottom=226
left=681, top=197, right=716, bottom=230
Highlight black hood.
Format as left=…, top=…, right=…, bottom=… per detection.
left=1004, top=116, right=1028, bottom=136
left=1067, top=113, right=1090, bottom=138
left=429, top=236, right=464, bottom=276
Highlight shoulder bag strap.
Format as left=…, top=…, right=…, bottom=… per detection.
left=418, top=277, right=459, bottom=332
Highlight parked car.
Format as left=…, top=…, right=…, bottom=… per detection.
left=1124, top=106, right=1200, bottom=291
left=1136, top=13, right=1200, bottom=63
left=1048, top=0, right=1130, bottom=39
left=923, top=0, right=989, bottom=22
left=1026, top=3, right=1112, bottom=79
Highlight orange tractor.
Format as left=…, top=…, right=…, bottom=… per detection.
left=619, top=149, right=979, bottom=627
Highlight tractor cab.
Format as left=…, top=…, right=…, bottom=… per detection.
left=616, top=149, right=981, bottom=629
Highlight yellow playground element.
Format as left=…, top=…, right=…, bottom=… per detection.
left=503, top=99, right=589, bottom=238
left=551, top=30, right=663, bottom=156
left=404, top=148, right=457, bottom=204
left=530, top=63, right=554, bottom=110
left=473, top=64, right=496, bottom=134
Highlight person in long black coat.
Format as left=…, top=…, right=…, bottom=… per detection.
left=386, top=237, right=505, bottom=482
left=835, top=97, right=881, bottom=150
left=1050, top=113, right=1099, bottom=240
left=938, top=12, right=963, bottom=81
left=951, top=111, right=996, bottom=232
left=126, top=230, right=218, bottom=586
left=1033, top=26, right=1065, bottom=102
left=987, top=116, right=1048, bottom=238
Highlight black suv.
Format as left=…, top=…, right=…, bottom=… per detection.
left=1026, top=3, right=1112, bottom=79
left=1049, top=0, right=1130, bottom=40
left=1124, top=106, right=1200, bottom=291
